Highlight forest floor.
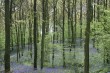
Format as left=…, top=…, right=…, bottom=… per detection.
left=0, top=38, right=102, bottom=73
left=0, top=61, right=75, bottom=73
left=0, top=62, right=72, bottom=73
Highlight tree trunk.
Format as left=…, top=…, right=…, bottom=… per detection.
left=41, top=0, right=46, bottom=69
left=84, top=0, right=92, bottom=73
left=33, top=0, right=38, bottom=69
left=74, top=0, right=77, bottom=48
left=62, top=0, right=66, bottom=68
left=67, top=0, right=71, bottom=51
left=80, top=0, right=82, bottom=47
left=4, top=0, right=10, bottom=72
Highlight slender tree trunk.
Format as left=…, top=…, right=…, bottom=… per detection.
left=41, top=0, right=46, bottom=69
left=80, top=0, right=82, bottom=47
left=28, top=0, right=33, bottom=58
left=84, top=0, right=92, bottom=73
left=62, top=0, right=66, bottom=68
left=52, top=0, right=56, bottom=67
left=45, top=0, right=49, bottom=34
left=97, top=0, right=100, bottom=21
left=10, top=0, right=13, bottom=51
left=74, top=0, right=77, bottom=48
left=44, top=0, right=50, bottom=64
left=103, top=0, right=109, bottom=65
left=93, top=0, right=96, bottom=48
left=28, top=20, right=33, bottom=58
left=4, top=0, right=10, bottom=72
left=23, top=13, right=26, bottom=51
left=33, top=0, right=38, bottom=69
left=71, top=0, right=74, bottom=51
left=15, top=23, right=20, bottom=62
left=67, top=0, right=71, bottom=51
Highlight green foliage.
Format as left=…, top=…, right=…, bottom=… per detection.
left=0, top=32, right=5, bottom=50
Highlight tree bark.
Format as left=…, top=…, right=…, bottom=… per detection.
left=62, top=0, right=66, bottom=68
left=4, top=0, right=10, bottom=72
left=41, top=0, right=46, bottom=69
left=33, top=0, right=38, bottom=69
left=84, top=0, right=92, bottom=73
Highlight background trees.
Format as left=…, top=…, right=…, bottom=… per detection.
left=0, top=0, right=110, bottom=73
